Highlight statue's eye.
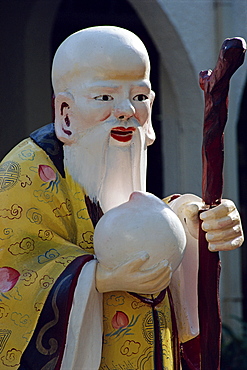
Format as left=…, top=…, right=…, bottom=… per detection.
left=133, top=94, right=148, bottom=101
left=94, top=95, right=114, bottom=101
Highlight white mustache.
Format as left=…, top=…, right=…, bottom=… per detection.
left=77, top=117, right=141, bottom=138
left=110, top=118, right=140, bottom=129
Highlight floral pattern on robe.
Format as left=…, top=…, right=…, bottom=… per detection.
left=0, top=136, right=94, bottom=369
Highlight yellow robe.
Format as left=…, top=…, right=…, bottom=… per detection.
left=0, top=132, right=174, bottom=369
left=0, top=137, right=94, bottom=368
left=100, top=291, right=174, bottom=369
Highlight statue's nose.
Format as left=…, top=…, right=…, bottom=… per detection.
left=113, top=99, right=135, bottom=120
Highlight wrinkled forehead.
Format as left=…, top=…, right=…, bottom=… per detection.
left=52, top=26, right=151, bottom=93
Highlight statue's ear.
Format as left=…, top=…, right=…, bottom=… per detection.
left=146, top=90, right=156, bottom=146
left=54, top=92, right=76, bottom=144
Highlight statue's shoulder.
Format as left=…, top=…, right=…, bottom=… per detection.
left=0, top=123, right=64, bottom=177
left=1, top=136, right=42, bottom=165
left=0, top=123, right=64, bottom=192
left=0, top=136, right=50, bottom=197
left=30, top=123, right=65, bottom=177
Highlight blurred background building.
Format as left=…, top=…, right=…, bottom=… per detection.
left=1, top=0, right=247, bottom=332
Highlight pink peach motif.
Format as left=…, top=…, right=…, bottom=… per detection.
left=0, top=267, right=20, bottom=292
left=112, top=311, right=129, bottom=330
left=38, top=165, right=56, bottom=182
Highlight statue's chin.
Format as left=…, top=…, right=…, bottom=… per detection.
left=94, top=191, right=187, bottom=272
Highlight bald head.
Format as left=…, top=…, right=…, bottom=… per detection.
left=53, top=26, right=155, bottom=212
left=52, top=26, right=151, bottom=94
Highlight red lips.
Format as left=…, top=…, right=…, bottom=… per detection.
left=110, top=126, right=136, bottom=142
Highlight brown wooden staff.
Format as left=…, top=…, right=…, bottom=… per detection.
left=198, top=37, right=246, bottom=370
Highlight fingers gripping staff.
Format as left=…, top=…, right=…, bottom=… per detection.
left=198, top=37, right=246, bottom=370
left=200, top=200, right=243, bottom=252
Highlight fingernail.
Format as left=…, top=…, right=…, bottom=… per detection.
left=208, top=244, right=216, bottom=251
left=202, top=222, right=210, bottom=230
left=207, top=233, right=214, bottom=241
left=200, top=212, right=206, bottom=220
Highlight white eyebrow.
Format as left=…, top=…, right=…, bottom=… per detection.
left=85, top=81, right=120, bottom=90
left=84, top=79, right=151, bottom=90
left=133, top=80, right=151, bottom=87
left=131, top=81, right=152, bottom=91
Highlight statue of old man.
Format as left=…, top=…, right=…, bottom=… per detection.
left=0, top=26, right=243, bottom=370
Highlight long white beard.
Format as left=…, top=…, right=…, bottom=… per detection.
left=63, top=119, right=148, bottom=213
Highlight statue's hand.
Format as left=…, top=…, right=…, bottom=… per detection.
left=184, top=199, right=244, bottom=251
left=200, top=200, right=244, bottom=251
left=95, top=251, right=172, bottom=294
